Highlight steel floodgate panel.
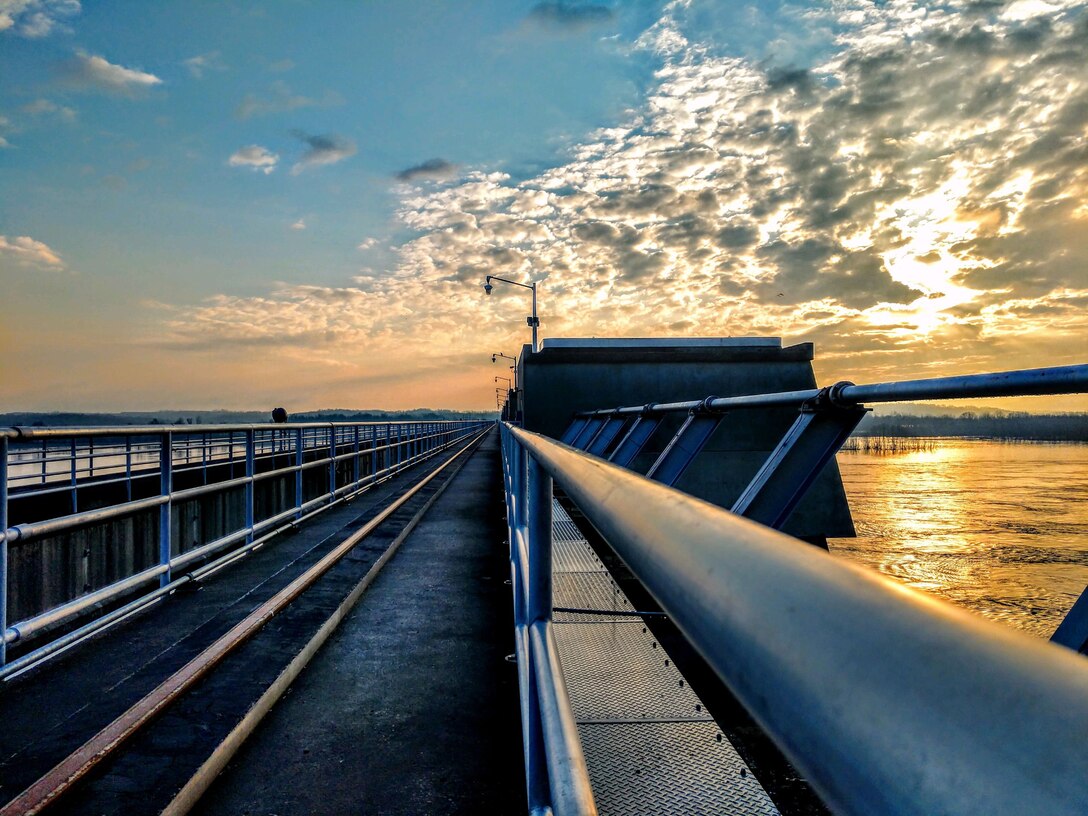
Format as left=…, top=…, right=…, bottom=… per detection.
left=550, top=500, right=780, bottom=815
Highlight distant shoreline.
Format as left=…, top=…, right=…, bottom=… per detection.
left=854, top=412, right=1088, bottom=443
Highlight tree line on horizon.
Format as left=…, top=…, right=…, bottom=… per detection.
left=855, top=412, right=1088, bottom=442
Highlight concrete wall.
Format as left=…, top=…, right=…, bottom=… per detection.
left=520, top=338, right=855, bottom=540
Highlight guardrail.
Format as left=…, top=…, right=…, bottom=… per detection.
left=0, top=420, right=489, bottom=675
left=501, top=421, right=1088, bottom=815
left=503, top=361, right=1088, bottom=814
left=501, top=425, right=596, bottom=816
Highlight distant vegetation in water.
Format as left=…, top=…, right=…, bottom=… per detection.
left=841, top=436, right=937, bottom=453
left=0, top=407, right=497, bottom=428
left=854, top=412, right=1088, bottom=443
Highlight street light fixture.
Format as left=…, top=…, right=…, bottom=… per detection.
left=491, top=351, right=518, bottom=384
left=483, top=275, right=540, bottom=353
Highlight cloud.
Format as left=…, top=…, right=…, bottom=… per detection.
left=395, top=158, right=459, bottom=183
left=357, top=237, right=378, bottom=250
left=290, top=131, right=355, bottom=174
left=61, top=52, right=162, bottom=95
left=526, top=2, right=614, bottom=30
left=291, top=218, right=306, bottom=230
left=235, top=81, right=343, bottom=119
left=21, top=97, right=75, bottom=121
left=183, top=51, right=225, bottom=79
left=0, top=0, right=79, bottom=37
left=228, top=144, right=279, bottom=174
left=146, top=0, right=1088, bottom=404
left=0, top=234, right=64, bottom=268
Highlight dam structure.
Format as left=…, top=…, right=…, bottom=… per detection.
left=1, top=338, right=1088, bottom=816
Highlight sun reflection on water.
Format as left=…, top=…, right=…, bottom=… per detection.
left=831, top=440, right=1088, bottom=638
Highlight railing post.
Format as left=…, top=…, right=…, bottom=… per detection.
left=159, top=432, right=172, bottom=588
left=526, top=455, right=553, bottom=623
left=295, top=427, right=304, bottom=519
left=1, top=436, right=8, bottom=666
left=353, top=426, right=361, bottom=487
left=328, top=425, right=337, bottom=499
left=371, top=425, right=379, bottom=478
left=125, top=436, right=133, bottom=501
left=69, top=437, right=78, bottom=514
left=245, top=429, right=255, bottom=544
left=41, top=439, right=47, bottom=485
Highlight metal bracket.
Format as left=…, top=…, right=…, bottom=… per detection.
left=646, top=399, right=724, bottom=487
left=732, top=382, right=866, bottom=530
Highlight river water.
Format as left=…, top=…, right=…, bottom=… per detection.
left=830, top=440, right=1088, bottom=639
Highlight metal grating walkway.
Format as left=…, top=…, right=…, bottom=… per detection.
left=550, top=499, right=779, bottom=816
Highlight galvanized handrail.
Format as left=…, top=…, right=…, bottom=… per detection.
left=0, top=420, right=489, bottom=670
left=504, top=422, right=1088, bottom=816
left=575, top=363, right=1088, bottom=416
left=501, top=426, right=597, bottom=816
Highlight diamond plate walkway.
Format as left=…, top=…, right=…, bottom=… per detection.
left=551, top=500, right=780, bottom=815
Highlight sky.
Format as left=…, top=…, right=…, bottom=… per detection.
left=0, top=0, right=1086, bottom=413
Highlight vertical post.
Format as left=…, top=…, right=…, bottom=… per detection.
left=159, top=432, right=172, bottom=588
left=125, top=436, right=133, bottom=502
left=202, top=433, right=208, bottom=485
left=526, top=455, right=553, bottom=623
left=371, top=425, right=379, bottom=479
left=295, top=427, right=304, bottom=519
left=328, top=425, right=337, bottom=500
left=88, top=437, right=95, bottom=479
left=353, top=425, right=361, bottom=488
left=531, top=282, right=538, bottom=353
left=1, top=436, right=8, bottom=666
left=69, top=437, right=78, bottom=514
left=41, top=439, right=47, bottom=485
left=245, top=429, right=255, bottom=544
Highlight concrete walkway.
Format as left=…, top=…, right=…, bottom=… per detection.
left=195, top=431, right=526, bottom=815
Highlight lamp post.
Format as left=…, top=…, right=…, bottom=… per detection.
left=483, top=275, right=539, bottom=353
left=491, top=352, right=518, bottom=386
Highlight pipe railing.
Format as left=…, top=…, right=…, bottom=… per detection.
left=0, top=420, right=489, bottom=670
left=502, top=422, right=1088, bottom=816
left=500, top=425, right=597, bottom=816
left=575, top=363, right=1088, bottom=417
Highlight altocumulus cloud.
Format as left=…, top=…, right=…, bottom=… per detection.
left=62, top=51, right=162, bottom=95
left=229, top=145, right=279, bottom=174
left=290, top=131, right=356, bottom=175
left=0, top=0, right=80, bottom=37
left=0, top=234, right=64, bottom=269
left=154, top=0, right=1088, bottom=391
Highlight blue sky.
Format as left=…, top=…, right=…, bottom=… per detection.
left=1, top=0, right=1086, bottom=411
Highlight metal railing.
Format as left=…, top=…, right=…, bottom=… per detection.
left=502, top=362, right=1088, bottom=815
left=502, top=422, right=1088, bottom=815
left=0, top=420, right=489, bottom=674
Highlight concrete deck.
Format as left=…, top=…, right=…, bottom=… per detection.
left=193, top=430, right=525, bottom=814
